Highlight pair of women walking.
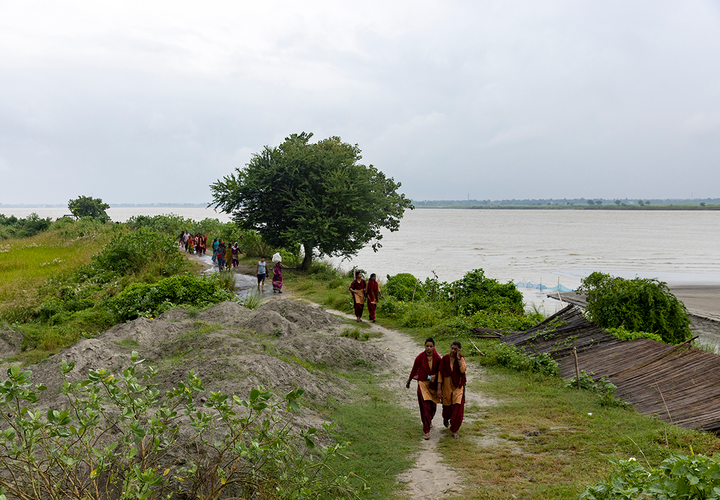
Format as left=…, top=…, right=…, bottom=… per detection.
left=406, top=338, right=467, bottom=440
left=348, top=271, right=383, bottom=322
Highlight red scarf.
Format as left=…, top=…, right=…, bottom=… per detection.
left=367, top=280, right=379, bottom=301
left=409, top=349, right=441, bottom=383
left=439, top=354, right=466, bottom=388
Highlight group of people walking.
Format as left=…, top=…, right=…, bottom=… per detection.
left=179, top=231, right=208, bottom=255
left=348, top=271, right=384, bottom=322
left=407, top=338, right=467, bottom=440
left=256, top=255, right=285, bottom=294
left=210, top=239, right=241, bottom=272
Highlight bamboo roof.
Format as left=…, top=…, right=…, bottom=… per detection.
left=496, top=305, right=720, bottom=432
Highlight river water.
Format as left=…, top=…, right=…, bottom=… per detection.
left=6, top=206, right=720, bottom=313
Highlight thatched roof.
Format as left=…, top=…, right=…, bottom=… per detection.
left=496, top=305, right=720, bottom=432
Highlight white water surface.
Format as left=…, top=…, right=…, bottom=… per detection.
left=5, top=207, right=720, bottom=311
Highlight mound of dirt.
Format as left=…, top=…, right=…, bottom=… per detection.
left=21, top=299, right=391, bottom=415
left=0, top=323, right=22, bottom=358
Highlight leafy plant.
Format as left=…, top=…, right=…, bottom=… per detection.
left=581, top=454, right=720, bottom=499
left=109, top=274, right=234, bottom=321
left=606, top=326, right=663, bottom=343
left=0, top=353, right=356, bottom=499
left=385, top=273, right=425, bottom=302
left=578, top=272, right=691, bottom=344
left=480, top=342, right=559, bottom=377
left=68, top=195, right=111, bottom=221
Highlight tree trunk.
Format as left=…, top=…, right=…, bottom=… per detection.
left=301, top=242, right=313, bottom=270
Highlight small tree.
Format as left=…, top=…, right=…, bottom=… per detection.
left=587, top=199, right=595, bottom=205
left=578, top=272, right=691, bottom=344
left=210, top=133, right=413, bottom=270
left=68, top=195, right=110, bottom=221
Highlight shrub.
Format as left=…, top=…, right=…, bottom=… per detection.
left=452, top=269, right=524, bottom=315
left=606, top=326, right=663, bottom=343
left=0, top=354, right=355, bottom=499
left=385, top=273, right=425, bottom=302
left=92, top=227, right=186, bottom=278
left=578, top=272, right=691, bottom=344
left=581, top=454, right=720, bottom=499
left=480, top=342, right=559, bottom=377
left=109, top=274, right=234, bottom=321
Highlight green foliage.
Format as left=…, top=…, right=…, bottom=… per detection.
left=578, top=272, right=691, bottom=344
left=341, top=327, right=381, bottom=341
left=0, top=213, right=52, bottom=239
left=581, top=454, right=720, bottom=499
left=238, top=291, right=264, bottom=310
left=91, top=227, right=186, bottom=278
left=452, top=268, right=524, bottom=315
left=565, top=370, right=628, bottom=408
left=68, top=195, right=111, bottom=221
left=480, top=342, right=560, bottom=377
left=385, top=273, right=425, bottom=302
left=210, top=132, right=413, bottom=269
left=109, top=274, right=234, bottom=321
left=0, top=354, right=355, bottom=499
left=606, top=326, right=663, bottom=343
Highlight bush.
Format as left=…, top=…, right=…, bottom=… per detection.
left=578, top=272, right=691, bottom=344
left=452, top=269, right=524, bottom=315
left=480, top=342, right=560, bottom=377
left=0, top=213, right=52, bottom=239
left=385, top=273, right=425, bottom=302
left=109, top=274, right=234, bottom=321
left=92, top=227, right=186, bottom=278
left=0, top=355, right=355, bottom=499
left=606, top=326, right=663, bottom=343
left=581, top=454, right=720, bottom=499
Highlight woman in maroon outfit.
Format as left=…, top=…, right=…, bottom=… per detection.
left=437, top=340, right=467, bottom=439
left=366, top=273, right=384, bottom=322
left=406, top=337, right=442, bottom=440
left=348, top=271, right=367, bottom=322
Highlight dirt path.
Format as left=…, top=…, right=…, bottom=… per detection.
left=189, top=254, right=486, bottom=498
left=322, top=308, right=498, bottom=499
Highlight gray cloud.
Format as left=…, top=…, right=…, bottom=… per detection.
left=1, top=0, right=719, bottom=204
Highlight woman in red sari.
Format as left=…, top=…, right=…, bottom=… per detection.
left=366, top=273, right=384, bottom=323
left=437, top=340, right=467, bottom=439
left=348, top=271, right=366, bottom=322
left=406, top=337, right=442, bottom=440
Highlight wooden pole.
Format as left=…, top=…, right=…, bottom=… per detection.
left=411, top=278, right=418, bottom=303
left=573, top=347, right=580, bottom=390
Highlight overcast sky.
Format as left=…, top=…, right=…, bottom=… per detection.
left=1, top=1, right=719, bottom=205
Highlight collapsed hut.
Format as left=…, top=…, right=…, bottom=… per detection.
left=484, top=305, right=720, bottom=433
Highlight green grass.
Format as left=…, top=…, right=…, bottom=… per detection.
left=440, top=364, right=720, bottom=499
left=324, top=373, right=422, bottom=498
left=0, top=222, right=114, bottom=317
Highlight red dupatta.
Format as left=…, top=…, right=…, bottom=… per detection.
left=439, top=354, right=467, bottom=388
left=409, top=349, right=442, bottom=383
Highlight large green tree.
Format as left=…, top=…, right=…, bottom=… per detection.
left=210, top=133, right=413, bottom=270
left=68, top=195, right=110, bottom=221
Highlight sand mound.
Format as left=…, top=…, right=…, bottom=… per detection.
left=194, top=301, right=251, bottom=326
left=257, top=300, right=343, bottom=330
left=0, top=323, right=22, bottom=358
left=241, top=310, right=296, bottom=336
left=156, top=308, right=190, bottom=322
left=102, top=317, right=184, bottom=347
left=286, top=336, right=392, bottom=371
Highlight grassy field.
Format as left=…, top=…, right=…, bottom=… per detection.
left=0, top=220, right=115, bottom=322
left=281, top=266, right=720, bottom=499
left=5, top=237, right=720, bottom=499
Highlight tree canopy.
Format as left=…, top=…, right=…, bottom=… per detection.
left=68, top=195, right=110, bottom=221
left=210, top=133, right=413, bottom=269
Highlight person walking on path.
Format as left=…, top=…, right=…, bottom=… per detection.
left=211, top=238, right=219, bottom=263
left=217, top=241, right=227, bottom=271
left=256, top=257, right=268, bottom=292
left=366, top=273, right=384, bottom=323
left=349, top=271, right=367, bottom=322
left=224, top=244, right=233, bottom=270
left=437, top=341, right=467, bottom=439
left=406, top=337, right=442, bottom=440
left=231, top=242, right=241, bottom=268
left=272, top=261, right=285, bottom=293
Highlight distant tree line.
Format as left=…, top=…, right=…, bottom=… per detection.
left=412, top=198, right=720, bottom=207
